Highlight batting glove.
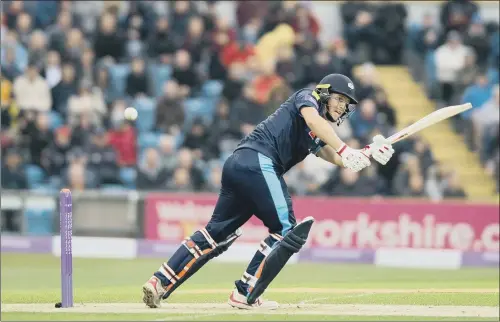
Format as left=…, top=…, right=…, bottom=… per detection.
left=336, top=143, right=371, bottom=172
left=366, top=134, right=395, bottom=165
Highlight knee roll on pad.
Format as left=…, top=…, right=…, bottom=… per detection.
left=161, top=228, right=242, bottom=300
left=247, top=216, right=314, bottom=305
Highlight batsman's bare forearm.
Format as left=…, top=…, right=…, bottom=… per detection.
left=301, top=107, right=344, bottom=151
left=318, top=145, right=344, bottom=167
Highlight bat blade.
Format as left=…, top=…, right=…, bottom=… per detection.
left=388, top=103, right=472, bottom=144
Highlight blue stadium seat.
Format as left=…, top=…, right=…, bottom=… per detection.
left=149, top=63, right=173, bottom=98
left=25, top=164, right=46, bottom=189
left=24, top=208, right=54, bottom=235
left=120, top=167, right=137, bottom=188
left=108, top=63, right=130, bottom=98
left=48, top=111, right=63, bottom=130
left=202, top=80, right=224, bottom=98
left=134, top=96, right=156, bottom=133
left=138, top=132, right=161, bottom=150
left=183, top=98, right=214, bottom=129
left=101, top=184, right=128, bottom=192
left=405, top=23, right=422, bottom=51
left=487, top=68, right=499, bottom=85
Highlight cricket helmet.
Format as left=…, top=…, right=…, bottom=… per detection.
left=314, top=74, right=358, bottom=125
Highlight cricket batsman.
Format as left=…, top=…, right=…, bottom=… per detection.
left=142, top=73, right=395, bottom=309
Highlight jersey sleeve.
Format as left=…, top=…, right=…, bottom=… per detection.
left=294, top=90, right=320, bottom=115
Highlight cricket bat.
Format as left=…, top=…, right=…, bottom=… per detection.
left=387, top=102, right=473, bottom=144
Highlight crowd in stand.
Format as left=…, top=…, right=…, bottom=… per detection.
left=1, top=0, right=495, bottom=200
left=406, top=0, right=499, bottom=194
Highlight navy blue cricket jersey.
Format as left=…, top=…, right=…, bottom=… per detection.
left=235, top=88, right=327, bottom=175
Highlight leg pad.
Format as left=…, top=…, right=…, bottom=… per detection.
left=247, top=217, right=314, bottom=304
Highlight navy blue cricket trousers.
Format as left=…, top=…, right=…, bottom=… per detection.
left=205, top=148, right=297, bottom=243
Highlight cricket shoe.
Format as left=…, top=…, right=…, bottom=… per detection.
left=142, top=276, right=166, bottom=308
left=228, top=288, right=279, bottom=310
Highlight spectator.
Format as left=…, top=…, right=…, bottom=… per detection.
left=170, top=1, right=195, bottom=38
left=16, top=12, right=33, bottom=48
left=1, top=30, right=29, bottom=73
left=78, top=48, right=95, bottom=87
left=401, top=173, right=427, bottom=198
left=109, top=99, right=128, bottom=129
left=289, top=4, right=321, bottom=39
left=414, top=13, right=440, bottom=60
left=354, top=62, right=379, bottom=101
left=172, top=50, right=199, bottom=96
left=88, top=128, right=121, bottom=185
left=330, top=38, right=355, bottom=79
left=137, top=147, right=170, bottom=190
left=182, top=118, right=210, bottom=160
left=148, top=17, right=178, bottom=63
left=240, top=17, right=262, bottom=46
left=205, top=163, right=223, bottom=193
left=63, top=28, right=86, bottom=64
left=182, top=15, right=209, bottom=65
left=232, top=83, right=267, bottom=135
left=108, top=121, right=137, bottom=167
left=1, top=46, right=23, bottom=81
left=1, top=72, right=13, bottom=109
left=440, top=0, right=478, bottom=35
left=66, top=162, right=90, bottom=191
left=13, top=61, right=52, bottom=113
left=168, top=167, right=193, bottom=192
left=47, top=10, right=73, bottom=54
left=155, top=80, right=185, bottom=135
left=220, top=38, right=255, bottom=70
left=41, top=126, right=72, bottom=177
left=463, top=16, right=490, bottom=68
left=67, top=81, right=106, bottom=127
left=265, top=82, right=292, bottom=116
left=125, top=57, right=149, bottom=98
left=442, top=170, right=467, bottom=199
left=174, top=148, right=205, bottom=191
left=236, top=1, right=269, bottom=29
left=158, top=134, right=178, bottom=173
left=26, top=112, right=53, bottom=167
left=221, top=63, right=245, bottom=103
left=460, top=73, right=494, bottom=146
left=51, top=63, right=78, bottom=116
left=125, top=28, right=145, bottom=59
left=329, top=167, right=378, bottom=197
left=200, top=1, right=218, bottom=33
left=95, top=67, right=114, bottom=105
left=349, top=99, right=380, bottom=143
left=205, top=99, right=242, bottom=160
left=435, top=31, right=470, bottom=105
left=276, top=47, right=304, bottom=90
left=472, top=85, right=499, bottom=158
left=454, top=51, right=479, bottom=101
left=1, top=149, right=28, bottom=190
left=285, top=161, right=321, bottom=196
left=303, top=49, right=337, bottom=86
left=42, top=50, right=62, bottom=89
left=251, top=60, right=284, bottom=105
left=374, top=89, right=397, bottom=128
left=392, top=154, right=422, bottom=196
left=344, top=9, right=379, bottom=64
left=70, top=113, right=95, bottom=149
left=5, top=1, right=24, bottom=30
left=27, top=30, right=47, bottom=66
left=411, top=136, right=435, bottom=174
left=93, top=13, right=124, bottom=61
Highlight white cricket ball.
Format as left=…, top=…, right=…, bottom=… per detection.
left=124, top=107, right=138, bottom=121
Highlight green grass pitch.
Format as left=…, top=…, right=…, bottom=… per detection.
left=1, top=253, right=498, bottom=321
